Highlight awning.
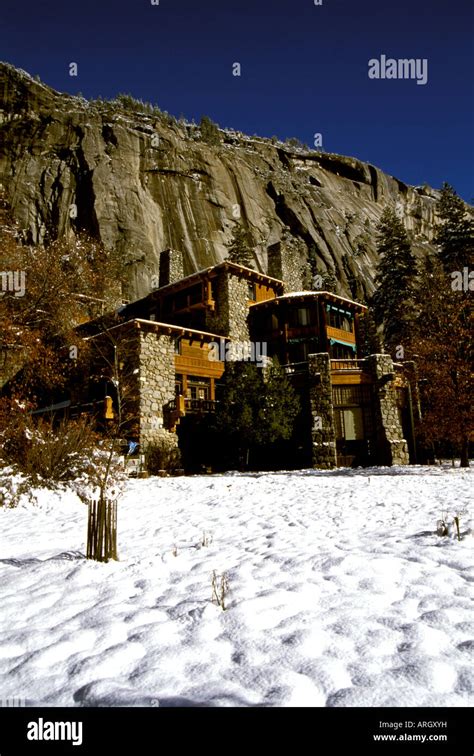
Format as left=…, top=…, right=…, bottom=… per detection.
left=326, top=304, right=353, bottom=317
left=330, top=338, right=356, bottom=351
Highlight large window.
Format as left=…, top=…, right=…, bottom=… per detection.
left=187, top=377, right=211, bottom=400
left=289, top=306, right=313, bottom=327
left=327, top=306, right=353, bottom=332
left=330, top=342, right=355, bottom=360
left=333, top=385, right=374, bottom=442
left=288, top=338, right=319, bottom=363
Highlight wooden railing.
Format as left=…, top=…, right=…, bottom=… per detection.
left=166, top=398, right=217, bottom=414
left=331, top=359, right=367, bottom=372
left=282, top=361, right=309, bottom=374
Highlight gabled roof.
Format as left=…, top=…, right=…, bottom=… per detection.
left=149, top=261, right=285, bottom=297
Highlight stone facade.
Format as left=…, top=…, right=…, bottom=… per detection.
left=205, top=270, right=250, bottom=341
left=308, top=353, right=337, bottom=469
left=138, top=328, right=178, bottom=450
left=159, top=249, right=185, bottom=288
left=368, top=354, right=409, bottom=466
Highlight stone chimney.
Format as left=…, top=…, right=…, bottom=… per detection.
left=159, top=248, right=185, bottom=288
left=267, top=231, right=307, bottom=293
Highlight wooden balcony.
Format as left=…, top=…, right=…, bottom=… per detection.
left=165, top=397, right=217, bottom=418
left=326, top=325, right=356, bottom=344
left=331, top=359, right=372, bottom=385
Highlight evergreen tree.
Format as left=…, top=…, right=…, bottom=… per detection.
left=372, top=207, right=417, bottom=355
left=307, top=246, right=338, bottom=292
left=256, top=361, right=301, bottom=447
left=435, top=183, right=474, bottom=273
left=226, top=225, right=254, bottom=267
left=215, top=360, right=299, bottom=468
left=357, top=307, right=381, bottom=358
left=199, top=115, right=221, bottom=146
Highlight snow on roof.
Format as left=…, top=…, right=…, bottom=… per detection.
left=85, top=317, right=226, bottom=342
left=251, top=291, right=367, bottom=308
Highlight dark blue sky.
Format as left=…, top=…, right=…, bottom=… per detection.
left=2, top=0, right=473, bottom=200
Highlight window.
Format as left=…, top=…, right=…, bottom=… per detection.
left=248, top=282, right=257, bottom=301
left=265, top=313, right=279, bottom=331
left=327, top=306, right=353, bottom=332
left=335, top=408, right=364, bottom=440
left=297, top=307, right=310, bottom=326
left=343, top=408, right=364, bottom=440
left=187, top=377, right=211, bottom=400
left=289, top=307, right=312, bottom=327
left=330, top=342, right=355, bottom=360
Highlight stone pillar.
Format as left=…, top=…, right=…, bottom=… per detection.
left=308, top=353, right=337, bottom=469
left=368, top=354, right=409, bottom=466
left=159, top=249, right=185, bottom=288
left=227, top=274, right=251, bottom=341
left=138, top=328, right=178, bottom=450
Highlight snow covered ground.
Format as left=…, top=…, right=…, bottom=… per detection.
left=0, top=466, right=472, bottom=708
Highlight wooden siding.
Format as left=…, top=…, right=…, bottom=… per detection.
left=331, top=372, right=372, bottom=385
left=326, top=325, right=356, bottom=343
left=255, top=284, right=278, bottom=303
left=175, top=339, right=224, bottom=379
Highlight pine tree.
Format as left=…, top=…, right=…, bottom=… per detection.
left=215, top=360, right=299, bottom=468
left=357, top=307, right=381, bottom=358
left=307, top=246, right=339, bottom=292
left=199, top=115, right=221, bottom=146
left=435, top=183, right=474, bottom=273
left=372, top=207, right=417, bottom=355
left=226, top=225, right=254, bottom=267
left=257, top=361, right=300, bottom=446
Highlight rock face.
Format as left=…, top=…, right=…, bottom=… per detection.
left=0, top=62, right=442, bottom=302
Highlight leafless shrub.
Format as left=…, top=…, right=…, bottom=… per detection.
left=211, top=570, right=229, bottom=610
left=0, top=414, right=98, bottom=485
left=144, top=438, right=182, bottom=475
left=201, top=531, right=212, bottom=547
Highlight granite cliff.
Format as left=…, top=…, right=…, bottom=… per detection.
left=0, top=62, right=441, bottom=302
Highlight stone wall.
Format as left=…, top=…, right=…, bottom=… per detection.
left=138, top=328, right=178, bottom=450
left=368, top=354, right=409, bottom=466
left=308, top=352, right=337, bottom=468
left=205, top=270, right=250, bottom=341
left=159, top=248, right=185, bottom=288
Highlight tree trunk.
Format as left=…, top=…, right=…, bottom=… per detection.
left=460, top=437, right=470, bottom=468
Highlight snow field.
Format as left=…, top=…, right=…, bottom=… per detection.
left=0, top=466, right=472, bottom=707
